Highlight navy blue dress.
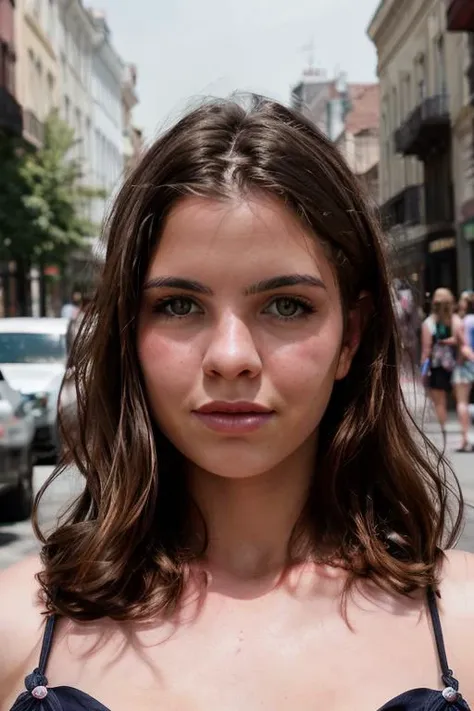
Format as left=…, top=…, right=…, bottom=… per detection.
left=10, top=588, right=470, bottom=710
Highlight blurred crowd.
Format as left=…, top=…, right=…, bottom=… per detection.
left=393, top=281, right=474, bottom=451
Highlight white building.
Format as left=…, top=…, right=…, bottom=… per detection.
left=122, top=63, right=143, bottom=174
left=88, top=10, right=124, bottom=229
left=55, top=1, right=123, bottom=235
left=56, top=0, right=94, bottom=180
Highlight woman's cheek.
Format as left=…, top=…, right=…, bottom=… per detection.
left=139, top=331, right=200, bottom=389
left=274, top=333, right=341, bottom=385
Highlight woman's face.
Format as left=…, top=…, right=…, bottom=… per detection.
left=137, top=195, right=361, bottom=479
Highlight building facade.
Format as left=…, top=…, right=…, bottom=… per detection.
left=446, top=0, right=474, bottom=291
left=54, top=1, right=126, bottom=275
left=122, top=62, right=143, bottom=174
left=291, top=68, right=350, bottom=141
left=15, top=0, right=60, bottom=148
left=0, top=0, right=23, bottom=135
left=88, top=9, right=123, bottom=230
left=368, top=0, right=473, bottom=299
left=334, top=83, right=380, bottom=205
left=56, top=0, right=95, bottom=181
left=291, top=71, right=380, bottom=205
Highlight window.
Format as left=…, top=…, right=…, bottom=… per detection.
left=75, top=108, right=82, bottom=159
left=392, top=86, right=398, bottom=129
left=47, top=0, right=55, bottom=41
left=0, top=43, right=14, bottom=94
left=405, top=74, right=411, bottom=117
left=26, top=50, right=34, bottom=106
left=47, top=73, right=54, bottom=113
left=63, top=94, right=70, bottom=123
left=85, top=117, right=91, bottom=169
left=36, top=59, right=43, bottom=116
left=435, top=36, right=446, bottom=96
left=416, top=55, right=426, bottom=102
left=0, top=333, right=66, bottom=365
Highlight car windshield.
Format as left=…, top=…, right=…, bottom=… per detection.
left=0, top=332, right=66, bottom=364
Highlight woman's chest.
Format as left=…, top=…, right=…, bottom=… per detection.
left=34, top=601, right=442, bottom=711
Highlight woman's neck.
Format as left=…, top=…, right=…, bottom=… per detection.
left=187, top=438, right=317, bottom=583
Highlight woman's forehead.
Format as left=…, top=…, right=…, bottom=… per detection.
left=147, top=195, right=337, bottom=287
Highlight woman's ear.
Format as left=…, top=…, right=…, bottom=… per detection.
left=335, top=291, right=373, bottom=381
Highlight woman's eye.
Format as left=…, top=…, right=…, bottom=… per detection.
left=265, top=297, right=313, bottom=319
left=153, top=297, right=200, bottom=317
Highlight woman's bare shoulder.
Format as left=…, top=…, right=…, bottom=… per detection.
left=441, top=548, right=474, bottom=590
left=438, top=550, right=474, bottom=699
left=0, top=556, right=47, bottom=690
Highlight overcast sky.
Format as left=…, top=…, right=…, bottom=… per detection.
left=96, top=0, right=379, bottom=142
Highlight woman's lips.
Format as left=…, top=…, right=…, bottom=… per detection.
left=193, top=402, right=275, bottom=434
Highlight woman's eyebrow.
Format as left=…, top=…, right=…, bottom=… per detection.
left=143, top=276, right=213, bottom=294
left=143, top=273, right=326, bottom=295
left=245, top=274, right=326, bottom=295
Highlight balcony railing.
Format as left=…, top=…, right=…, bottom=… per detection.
left=381, top=185, right=423, bottom=230
left=0, top=87, right=23, bottom=135
left=394, top=94, right=450, bottom=159
left=446, top=0, right=474, bottom=31
left=23, top=109, right=44, bottom=148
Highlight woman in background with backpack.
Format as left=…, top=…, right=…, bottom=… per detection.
left=421, top=288, right=466, bottom=449
left=452, top=291, right=474, bottom=452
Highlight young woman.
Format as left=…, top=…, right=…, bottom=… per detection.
left=457, top=291, right=472, bottom=319
left=452, top=292, right=474, bottom=451
left=1, top=96, right=473, bottom=711
left=421, top=289, right=466, bottom=449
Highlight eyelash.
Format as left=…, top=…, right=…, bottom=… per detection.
left=151, top=295, right=316, bottom=321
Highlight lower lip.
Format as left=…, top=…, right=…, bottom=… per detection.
left=193, top=411, right=274, bottom=433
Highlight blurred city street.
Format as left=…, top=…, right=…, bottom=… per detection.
left=0, top=463, right=83, bottom=570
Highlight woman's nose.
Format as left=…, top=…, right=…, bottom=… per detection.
left=202, top=313, right=262, bottom=380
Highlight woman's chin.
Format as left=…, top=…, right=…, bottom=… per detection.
left=185, top=452, right=286, bottom=481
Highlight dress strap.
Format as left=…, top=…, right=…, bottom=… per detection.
left=23, top=615, right=57, bottom=695
left=426, top=587, right=459, bottom=690
left=38, top=614, right=56, bottom=675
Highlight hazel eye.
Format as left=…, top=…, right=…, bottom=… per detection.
left=264, top=296, right=314, bottom=320
left=167, top=298, right=194, bottom=316
left=153, top=297, right=201, bottom=318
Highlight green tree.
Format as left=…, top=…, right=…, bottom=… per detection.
left=0, top=132, right=31, bottom=258
left=21, top=111, right=105, bottom=265
left=0, top=112, right=105, bottom=314
left=0, top=131, right=37, bottom=314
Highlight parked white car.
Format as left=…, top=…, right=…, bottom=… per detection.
left=0, top=318, right=69, bottom=458
left=0, top=368, right=35, bottom=521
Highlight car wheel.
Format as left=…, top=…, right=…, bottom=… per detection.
left=1, top=450, right=34, bottom=523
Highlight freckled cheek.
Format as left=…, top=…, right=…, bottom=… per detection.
left=270, top=333, right=342, bottom=394
left=137, top=331, right=201, bottom=393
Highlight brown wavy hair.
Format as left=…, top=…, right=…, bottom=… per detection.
left=34, top=95, right=463, bottom=621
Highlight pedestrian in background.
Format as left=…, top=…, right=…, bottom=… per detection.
left=393, top=279, right=421, bottom=372
left=60, top=291, right=82, bottom=320
left=2, top=96, right=474, bottom=711
left=421, top=288, right=466, bottom=449
left=457, top=291, right=473, bottom=319
left=452, top=291, right=474, bottom=451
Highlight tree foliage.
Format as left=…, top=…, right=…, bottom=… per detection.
left=0, top=111, right=105, bottom=266
left=0, top=133, right=32, bottom=260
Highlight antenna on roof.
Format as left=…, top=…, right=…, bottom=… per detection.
left=300, top=36, right=315, bottom=70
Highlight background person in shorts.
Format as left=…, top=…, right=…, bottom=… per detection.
left=421, top=288, right=465, bottom=448
left=452, top=292, right=474, bottom=451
